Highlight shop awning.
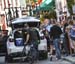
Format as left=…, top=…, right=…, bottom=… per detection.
left=39, top=0, right=55, bottom=11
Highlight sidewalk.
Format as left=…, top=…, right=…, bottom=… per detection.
left=62, top=55, right=75, bottom=64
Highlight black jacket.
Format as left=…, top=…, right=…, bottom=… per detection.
left=50, top=25, right=62, bottom=39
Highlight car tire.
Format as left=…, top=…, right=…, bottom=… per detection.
left=5, top=54, right=13, bottom=63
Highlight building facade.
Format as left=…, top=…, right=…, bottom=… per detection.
left=0, top=0, right=7, bottom=30
left=55, top=0, right=69, bottom=22
left=0, top=0, right=22, bottom=30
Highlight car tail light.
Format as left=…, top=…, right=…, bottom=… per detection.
left=9, top=38, right=14, bottom=42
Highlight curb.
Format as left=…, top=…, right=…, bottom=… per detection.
left=62, top=57, right=75, bottom=64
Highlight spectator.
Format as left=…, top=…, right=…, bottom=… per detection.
left=23, top=24, right=39, bottom=49
left=64, top=20, right=74, bottom=55
left=68, top=21, right=75, bottom=55
left=43, top=18, right=54, bottom=61
left=62, top=20, right=69, bottom=56
left=23, top=24, right=30, bottom=45
left=50, top=22, right=62, bottom=60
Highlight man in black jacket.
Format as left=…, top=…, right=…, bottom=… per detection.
left=50, top=24, right=62, bottom=60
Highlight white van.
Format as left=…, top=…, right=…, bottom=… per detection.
left=6, top=16, right=47, bottom=62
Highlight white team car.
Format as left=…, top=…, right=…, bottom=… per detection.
left=6, top=16, right=47, bottom=62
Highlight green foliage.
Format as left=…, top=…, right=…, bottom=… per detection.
left=49, top=11, right=56, bottom=19
left=67, top=0, right=75, bottom=14
left=42, top=11, right=56, bottom=19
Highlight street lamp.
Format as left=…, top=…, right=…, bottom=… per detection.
left=15, top=7, right=19, bottom=18
left=29, top=5, right=32, bottom=16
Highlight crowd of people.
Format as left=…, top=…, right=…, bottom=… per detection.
left=40, top=17, right=75, bottom=61
left=19, top=17, right=75, bottom=61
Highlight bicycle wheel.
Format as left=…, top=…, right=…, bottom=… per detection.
left=28, top=46, right=38, bottom=64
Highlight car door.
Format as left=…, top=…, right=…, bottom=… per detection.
left=0, top=30, right=8, bottom=56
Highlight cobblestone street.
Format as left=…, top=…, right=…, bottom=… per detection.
left=0, top=56, right=72, bottom=64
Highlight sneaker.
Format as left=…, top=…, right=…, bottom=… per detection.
left=56, top=56, right=61, bottom=60
left=63, top=54, right=69, bottom=57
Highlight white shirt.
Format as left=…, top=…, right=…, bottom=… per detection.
left=45, top=24, right=53, bottom=32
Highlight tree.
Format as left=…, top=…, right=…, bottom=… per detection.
left=67, top=0, right=75, bottom=15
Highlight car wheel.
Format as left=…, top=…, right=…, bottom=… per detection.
left=5, top=55, right=13, bottom=63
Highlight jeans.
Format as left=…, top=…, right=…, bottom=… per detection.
left=53, top=38, right=61, bottom=59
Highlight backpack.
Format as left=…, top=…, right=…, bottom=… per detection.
left=70, top=25, right=75, bottom=41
